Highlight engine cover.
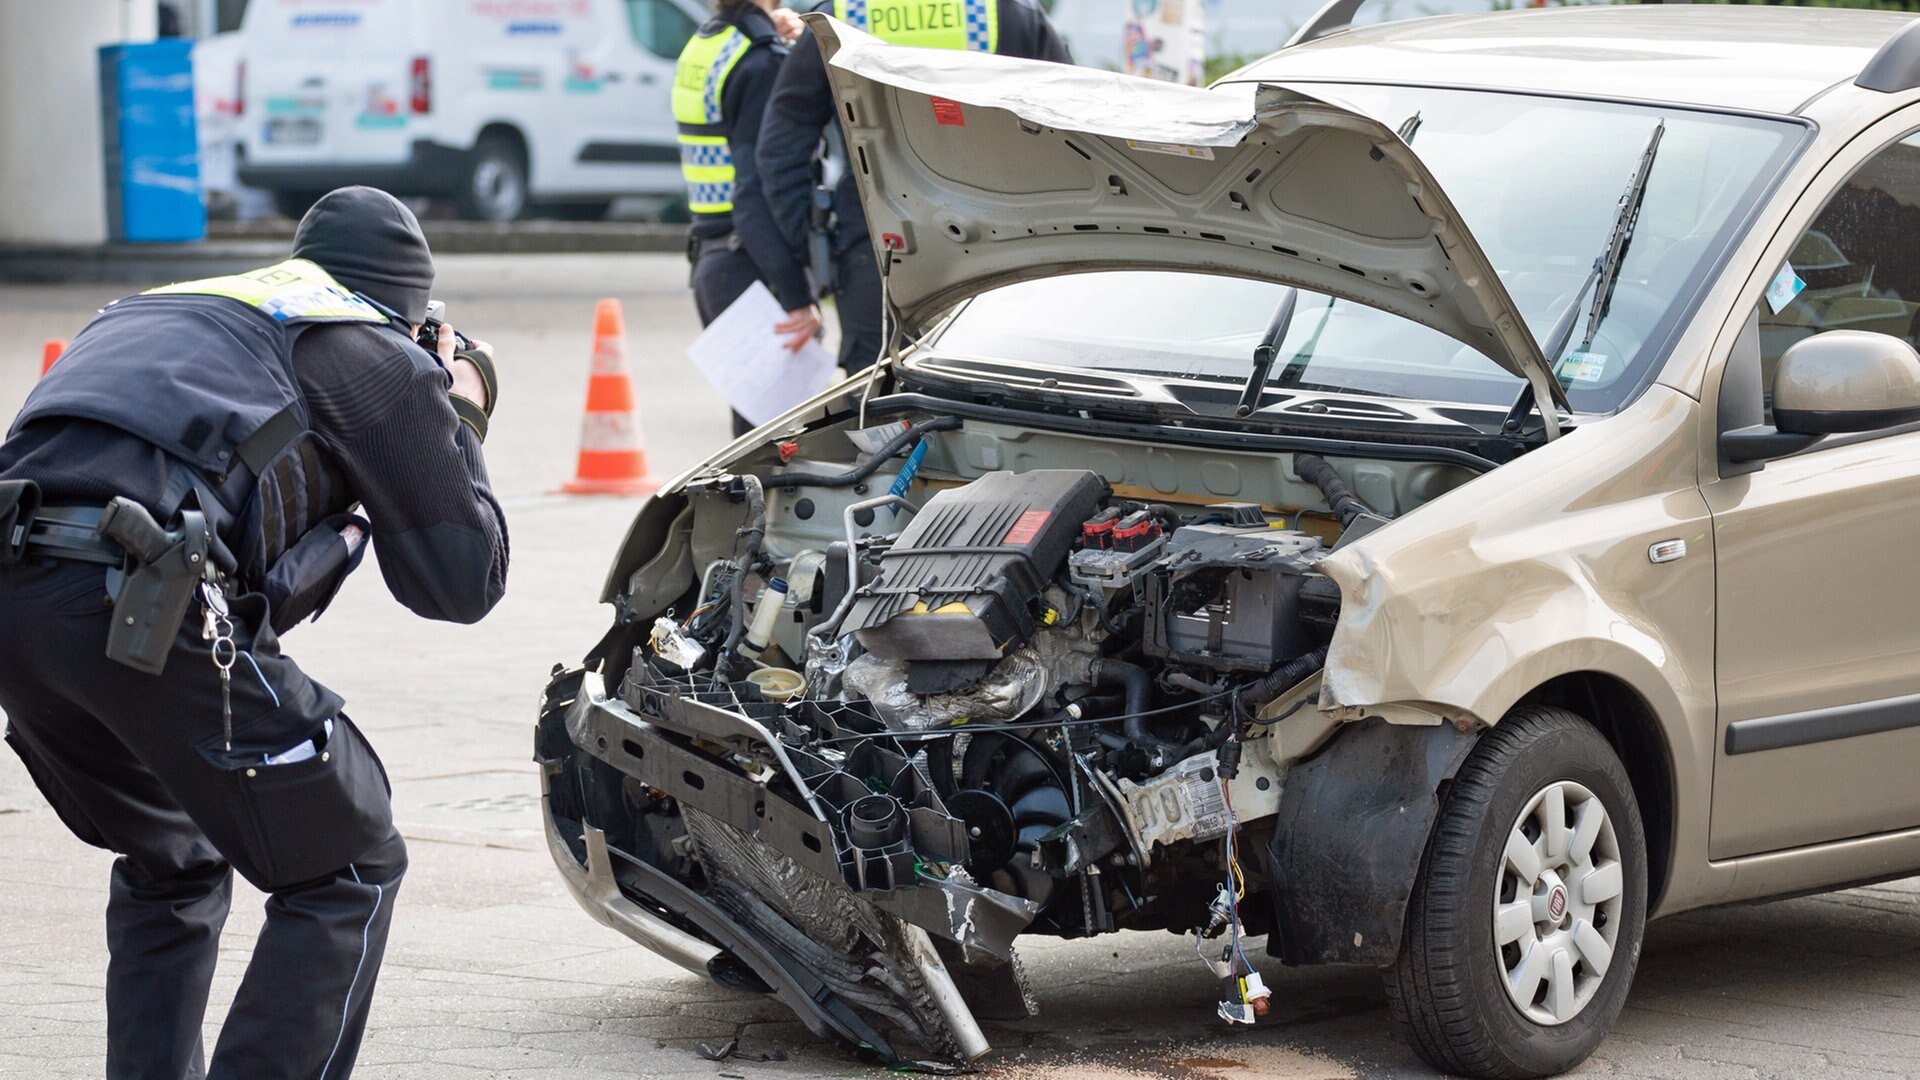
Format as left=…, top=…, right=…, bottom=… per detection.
left=845, top=470, right=1106, bottom=661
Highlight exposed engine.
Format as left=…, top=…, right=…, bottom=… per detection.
left=590, top=417, right=1394, bottom=1060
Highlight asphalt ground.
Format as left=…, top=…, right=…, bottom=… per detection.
left=6, top=254, right=1920, bottom=1079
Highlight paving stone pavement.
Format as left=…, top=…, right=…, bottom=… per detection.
left=5, top=257, right=1920, bottom=1079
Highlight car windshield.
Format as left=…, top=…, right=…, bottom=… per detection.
left=927, top=84, right=1805, bottom=413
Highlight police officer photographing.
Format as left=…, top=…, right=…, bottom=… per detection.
left=757, top=0, right=1072, bottom=374
left=677, top=0, right=824, bottom=436
left=0, top=188, right=507, bottom=1079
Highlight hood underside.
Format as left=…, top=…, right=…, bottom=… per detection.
left=813, top=16, right=1567, bottom=412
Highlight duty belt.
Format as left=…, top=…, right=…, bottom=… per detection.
left=687, top=230, right=743, bottom=264
left=19, top=505, right=123, bottom=566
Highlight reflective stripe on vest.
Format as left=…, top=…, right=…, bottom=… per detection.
left=832, top=0, right=996, bottom=52
left=145, top=259, right=389, bottom=324
left=672, top=26, right=754, bottom=215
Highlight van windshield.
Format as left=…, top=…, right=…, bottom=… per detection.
left=928, top=85, right=1805, bottom=414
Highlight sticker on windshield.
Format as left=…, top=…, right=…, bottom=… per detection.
left=1557, top=351, right=1609, bottom=385
left=1766, top=263, right=1807, bottom=314
left=1125, top=139, right=1215, bottom=160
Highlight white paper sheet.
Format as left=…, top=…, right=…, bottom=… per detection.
left=686, top=281, right=838, bottom=427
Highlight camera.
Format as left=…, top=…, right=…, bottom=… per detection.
left=416, top=299, right=472, bottom=355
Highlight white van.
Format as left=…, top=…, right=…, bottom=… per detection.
left=235, top=0, right=707, bottom=221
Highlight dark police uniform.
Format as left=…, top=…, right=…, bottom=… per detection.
left=757, top=0, right=1073, bottom=373
left=0, top=241, right=506, bottom=1078
left=676, top=3, right=813, bottom=437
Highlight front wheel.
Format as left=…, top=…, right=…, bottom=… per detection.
left=1386, top=706, right=1647, bottom=1079
left=455, top=133, right=528, bottom=222
left=272, top=190, right=319, bottom=221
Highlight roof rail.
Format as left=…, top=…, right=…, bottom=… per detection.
left=1286, top=0, right=1366, bottom=48
left=1286, top=0, right=1687, bottom=49
left=1859, top=19, right=1920, bottom=92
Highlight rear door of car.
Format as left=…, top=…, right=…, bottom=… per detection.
left=1706, top=106, right=1920, bottom=859
left=240, top=0, right=419, bottom=167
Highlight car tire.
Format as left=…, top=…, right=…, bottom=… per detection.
left=1385, top=705, right=1647, bottom=1079
left=272, top=190, right=319, bottom=221
left=456, top=133, right=528, bottom=222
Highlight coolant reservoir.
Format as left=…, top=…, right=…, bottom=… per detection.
left=742, top=576, right=789, bottom=660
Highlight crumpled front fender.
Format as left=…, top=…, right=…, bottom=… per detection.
left=1313, top=385, right=1713, bottom=737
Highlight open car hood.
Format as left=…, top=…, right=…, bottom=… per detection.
left=813, top=17, right=1568, bottom=415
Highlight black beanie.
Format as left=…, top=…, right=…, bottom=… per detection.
left=291, top=187, right=434, bottom=325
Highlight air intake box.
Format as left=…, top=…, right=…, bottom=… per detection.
left=846, top=470, right=1106, bottom=661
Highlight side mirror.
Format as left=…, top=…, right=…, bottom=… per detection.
left=1721, top=330, right=1920, bottom=464
left=1774, top=329, right=1920, bottom=435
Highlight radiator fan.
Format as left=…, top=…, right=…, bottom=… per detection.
left=929, top=732, right=1072, bottom=907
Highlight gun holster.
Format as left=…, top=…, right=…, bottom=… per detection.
left=98, top=498, right=211, bottom=676
left=807, top=185, right=839, bottom=300
left=0, top=479, right=41, bottom=565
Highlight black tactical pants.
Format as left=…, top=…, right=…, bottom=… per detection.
left=0, top=558, right=405, bottom=1080
left=692, top=244, right=769, bottom=439
left=835, top=242, right=885, bottom=377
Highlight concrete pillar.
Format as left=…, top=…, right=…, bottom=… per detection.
left=0, top=1, right=159, bottom=245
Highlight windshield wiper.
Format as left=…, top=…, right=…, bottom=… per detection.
left=1579, top=119, right=1664, bottom=355
left=1507, top=119, right=1665, bottom=435
left=1236, top=287, right=1299, bottom=416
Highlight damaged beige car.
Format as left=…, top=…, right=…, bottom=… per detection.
left=540, top=7, right=1920, bottom=1076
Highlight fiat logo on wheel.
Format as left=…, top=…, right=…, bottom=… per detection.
left=1547, top=885, right=1568, bottom=922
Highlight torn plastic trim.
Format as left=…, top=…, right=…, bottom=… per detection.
left=561, top=672, right=1040, bottom=962
left=1268, top=717, right=1478, bottom=966
left=540, top=782, right=721, bottom=976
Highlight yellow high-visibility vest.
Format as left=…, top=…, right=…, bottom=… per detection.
left=146, top=259, right=388, bottom=324
left=673, top=25, right=757, bottom=216
left=832, top=0, right=998, bottom=52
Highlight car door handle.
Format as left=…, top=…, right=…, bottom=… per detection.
left=634, top=72, right=656, bottom=85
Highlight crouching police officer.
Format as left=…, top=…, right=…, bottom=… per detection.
left=677, top=0, right=822, bottom=436
left=0, top=187, right=507, bottom=1080
left=757, top=0, right=1072, bottom=373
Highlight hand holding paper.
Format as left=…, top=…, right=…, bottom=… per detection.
left=687, top=282, right=839, bottom=428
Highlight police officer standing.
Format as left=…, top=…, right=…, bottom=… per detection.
left=757, top=0, right=1072, bottom=374
left=0, top=187, right=507, bottom=1079
left=677, top=0, right=824, bottom=436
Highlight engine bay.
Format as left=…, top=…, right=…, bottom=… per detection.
left=549, top=410, right=1479, bottom=1061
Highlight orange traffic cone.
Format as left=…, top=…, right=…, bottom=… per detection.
left=559, top=299, right=659, bottom=496
left=40, top=338, right=65, bottom=377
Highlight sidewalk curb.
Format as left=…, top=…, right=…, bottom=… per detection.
left=1, top=223, right=690, bottom=284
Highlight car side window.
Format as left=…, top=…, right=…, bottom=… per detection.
left=626, top=0, right=697, bottom=58
left=1757, top=130, right=1920, bottom=424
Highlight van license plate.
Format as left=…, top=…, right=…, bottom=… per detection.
left=264, top=119, right=321, bottom=146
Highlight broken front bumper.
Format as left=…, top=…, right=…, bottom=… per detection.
left=535, top=667, right=1034, bottom=1061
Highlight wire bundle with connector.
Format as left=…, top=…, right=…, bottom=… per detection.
left=1190, top=741, right=1270, bottom=1026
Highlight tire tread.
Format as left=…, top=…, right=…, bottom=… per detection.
left=1387, top=706, right=1642, bottom=1079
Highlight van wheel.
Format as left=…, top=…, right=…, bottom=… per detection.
left=457, top=133, right=527, bottom=222
left=1385, top=706, right=1646, bottom=1079
left=273, top=190, right=319, bottom=221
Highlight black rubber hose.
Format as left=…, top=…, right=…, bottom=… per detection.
left=1240, top=646, right=1330, bottom=714
left=716, top=475, right=767, bottom=679
left=759, top=415, right=962, bottom=489
left=1294, top=453, right=1374, bottom=529
left=1092, top=657, right=1182, bottom=752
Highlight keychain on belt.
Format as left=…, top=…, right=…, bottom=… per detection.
left=200, top=580, right=236, bottom=751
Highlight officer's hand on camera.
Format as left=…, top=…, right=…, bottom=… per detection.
left=437, top=325, right=494, bottom=414
left=776, top=305, right=822, bottom=353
